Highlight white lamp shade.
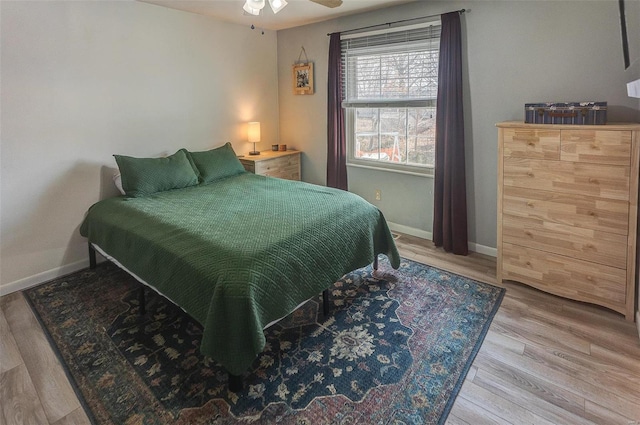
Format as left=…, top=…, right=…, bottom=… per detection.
left=243, top=0, right=265, bottom=15
left=269, top=0, right=288, bottom=14
left=246, top=0, right=265, bottom=8
left=243, top=4, right=261, bottom=15
left=248, top=122, right=261, bottom=143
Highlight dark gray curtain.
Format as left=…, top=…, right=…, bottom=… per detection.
left=433, top=11, right=468, bottom=255
left=327, top=33, right=348, bottom=190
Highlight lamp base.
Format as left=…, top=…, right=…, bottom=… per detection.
left=249, top=151, right=260, bottom=155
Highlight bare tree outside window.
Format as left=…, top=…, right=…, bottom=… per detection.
left=343, top=25, right=440, bottom=173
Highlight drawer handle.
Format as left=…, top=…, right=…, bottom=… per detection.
left=528, top=142, right=536, bottom=147
left=526, top=261, right=532, bottom=267
left=590, top=143, right=600, bottom=150
left=527, top=172, right=534, bottom=177
left=586, top=275, right=593, bottom=281
left=589, top=178, right=599, bottom=184
left=524, top=231, right=533, bottom=237
left=588, top=211, right=597, bottom=217
left=526, top=202, right=534, bottom=208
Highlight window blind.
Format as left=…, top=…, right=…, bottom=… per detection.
left=341, top=23, right=441, bottom=109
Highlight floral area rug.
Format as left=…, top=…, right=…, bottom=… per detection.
left=24, top=257, right=504, bottom=425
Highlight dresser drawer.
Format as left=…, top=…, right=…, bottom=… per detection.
left=503, top=157, right=630, bottom=201
left=561, top=130, right=632, bottom=165
left=262, top=166, right=300, bottom=180
left=241, top=151, right=301, bottom=181
left=242, top=162, right=256, bottom=173
left=502, top=186, right=629, bottom=235
left=502, top=214, right=627, bottom=268
left=254, top=154, right=299, bottom=175
left=501, top=243, right=627, bottom=312
left=503, top=128, right=560, bottom=159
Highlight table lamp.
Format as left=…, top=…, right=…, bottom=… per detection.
left=248, top=122, right=261, bottom=155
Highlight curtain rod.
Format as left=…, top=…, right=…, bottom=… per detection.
left=327, top=8, right=465, bottom=37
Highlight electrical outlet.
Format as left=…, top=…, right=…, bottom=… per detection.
left=375, top=189, right=381, bottom=201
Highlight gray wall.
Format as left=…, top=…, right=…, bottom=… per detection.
left=2, top=0, right=639, bottom=292
left=277, top=0, right=640, bottom=251
left=0, top=1, right=280, bottom=290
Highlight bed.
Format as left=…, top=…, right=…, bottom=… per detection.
left=79, top=145, right=400, bottom=390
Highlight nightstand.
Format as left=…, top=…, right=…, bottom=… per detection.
left=239, top=150, right=301, bottom=181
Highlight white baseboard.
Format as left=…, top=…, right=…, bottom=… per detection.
left=0, top=259, right=90, bottom=296
left=387, top=222, right=497, bottom=257
left=468, top=242, right=498, bottom=257
left=387, top=222, right=432, bottom=240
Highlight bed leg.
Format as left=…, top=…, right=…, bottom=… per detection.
left=88, top=243, right=96, bottom=269
left=138, top=287, right=146, bottom=316
left=373, top=254, right=379, bottom=270
left=322, top=289, right=330, bottom=318
left=228, top=374, right=243, bottom=392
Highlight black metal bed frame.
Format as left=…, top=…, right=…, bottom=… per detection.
left=87, top=242, right=379, bottom=392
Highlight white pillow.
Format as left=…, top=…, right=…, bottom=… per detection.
left=113, top=172, right=126, bottom=195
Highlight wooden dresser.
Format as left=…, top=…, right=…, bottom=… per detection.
left=239, top=150, right=301, bottom=181
left=496, top=121, right=640, bottom=320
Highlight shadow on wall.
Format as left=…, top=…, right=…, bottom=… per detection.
left=62, top=163, right=122, bottom=271
left=61, top=164, right=121, bottom=267
left=608, top=105, right=640, bottom=122
left=100, top=165, right=121, bottom=200
left=62, top=164, right=122, bottom=270
left=2, top=162, right=106, bottom=285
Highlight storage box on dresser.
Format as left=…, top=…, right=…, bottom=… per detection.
left=496, top=121, right=640, bottom=320
left=239, top=150, right=301, bottom=181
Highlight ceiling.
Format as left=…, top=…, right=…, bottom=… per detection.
left=139, top=0, right=418, bottom=31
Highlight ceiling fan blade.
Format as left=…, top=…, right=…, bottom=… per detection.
left=309, top=0, right=343, bottom=8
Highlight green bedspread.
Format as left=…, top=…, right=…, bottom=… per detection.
left=80, top=172, right=400, bottom=375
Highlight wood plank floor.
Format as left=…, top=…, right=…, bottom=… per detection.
left=1, top=233, right=639, bottom=424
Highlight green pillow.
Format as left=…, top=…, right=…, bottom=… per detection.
left=188, top=142, right=246, bottom=184
left=114, top=149, right=199, bottom=197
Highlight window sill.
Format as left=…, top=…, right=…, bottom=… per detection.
left=347, top=162, right=434, bottom=178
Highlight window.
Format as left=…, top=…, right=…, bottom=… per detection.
left=342, top=23, right=440, bottom=174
